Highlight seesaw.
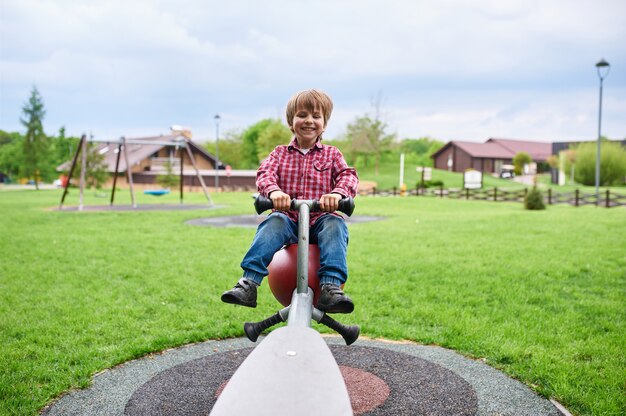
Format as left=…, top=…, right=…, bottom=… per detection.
left=210, top=195, right=359, bottom=416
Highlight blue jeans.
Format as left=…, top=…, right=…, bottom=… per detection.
left=240, top=212, right=349, bottom=286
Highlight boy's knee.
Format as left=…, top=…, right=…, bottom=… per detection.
left=263, top=213, right=290, bottom=229
left=318, top=215, right=348, bottom=237
left=258, top=213, right=294, bottom=237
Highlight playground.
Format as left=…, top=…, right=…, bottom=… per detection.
left=1, top=190, right=624, bottom=415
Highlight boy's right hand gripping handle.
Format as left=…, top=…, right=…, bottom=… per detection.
left=254, top=195, right=355, bottom=217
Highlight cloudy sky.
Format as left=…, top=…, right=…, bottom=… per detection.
left=1, top=0, right=625, bottom=144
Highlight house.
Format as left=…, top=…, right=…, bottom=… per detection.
left=58, top=128, right=257, bottom=190
left=431, top=138, right=552, bottom=176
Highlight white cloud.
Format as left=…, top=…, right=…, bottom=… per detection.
left=1, top=0, right=625, bottom=142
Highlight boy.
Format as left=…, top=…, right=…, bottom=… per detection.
left=221, top=89, right=359, bottom=313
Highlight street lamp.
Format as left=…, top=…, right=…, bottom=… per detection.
left=214, top=114, right=221, bottom=189
left=595, top=58, right=610, bottom=202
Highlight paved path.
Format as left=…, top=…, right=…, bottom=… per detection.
left=42, top=336, right=565, bottom=416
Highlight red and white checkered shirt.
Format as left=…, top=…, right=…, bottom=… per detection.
left=257, top=137, right=359, bottom=224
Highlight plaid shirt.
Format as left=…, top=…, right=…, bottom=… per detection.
left=257, top=137, right=359, bottom=224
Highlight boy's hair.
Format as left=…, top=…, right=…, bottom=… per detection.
left=285, top=89, right=334, bottom=129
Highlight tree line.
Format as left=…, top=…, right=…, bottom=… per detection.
left=204, top=116, right=445, bottom=174
left=0, top=87, right=443, bottom=188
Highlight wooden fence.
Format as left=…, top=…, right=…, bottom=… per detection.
left=359, top=187, right=626, bottom=208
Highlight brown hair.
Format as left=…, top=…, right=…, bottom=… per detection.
left=285, top=89, right=333, bottom=129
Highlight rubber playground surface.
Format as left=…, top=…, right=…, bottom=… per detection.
left=42, top=335, right=567, bottom=416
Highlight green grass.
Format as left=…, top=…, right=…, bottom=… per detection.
left=1, top=189, right=625, bottom=415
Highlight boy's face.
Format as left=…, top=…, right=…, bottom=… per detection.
left=291, top=105, right=325, bottom=147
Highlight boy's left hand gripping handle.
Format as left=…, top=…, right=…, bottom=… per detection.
left=254, top=195, right=355, bottom=217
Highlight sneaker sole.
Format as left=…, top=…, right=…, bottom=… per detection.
left=221, top=293, right=257, bottom=308
left=317, top=300, right=354, bottom=314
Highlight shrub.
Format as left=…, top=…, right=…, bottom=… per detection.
left=156, top=161, right=179, bottom=189
left=573, top=141, right=626, bottom=186
left=417, top=179, right=444, bottom=188
left=513, top=152, right=532, bottom=176
left=524, top=187, right=546, bottom=210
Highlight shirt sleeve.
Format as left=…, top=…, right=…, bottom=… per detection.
left=256, top=147, right=282, bottom=197
left=331, top=148, right=359, bottom=198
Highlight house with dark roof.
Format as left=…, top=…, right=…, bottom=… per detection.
left=431, top=138, right=552, bottom=175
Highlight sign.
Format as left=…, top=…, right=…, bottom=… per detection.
left=225, top=165, right=232, bottom=177
left=463, top=169, right=482, bottom=189
left=416, top=167, right=432, bottom=181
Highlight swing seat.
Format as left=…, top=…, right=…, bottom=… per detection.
left=144, top=189, right=170, bottom=196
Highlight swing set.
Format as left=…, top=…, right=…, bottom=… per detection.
left=59, top=134, right=214, bottom=210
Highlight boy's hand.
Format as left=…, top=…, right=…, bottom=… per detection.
left=270, top=191, right=291, bottom=211
left=319, top=193, right=342, bottom=212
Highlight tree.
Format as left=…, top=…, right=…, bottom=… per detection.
left=256, top=119, right=292, bottom=161
left=204, top=130, right=245, bottom=169
left=0, top=130, right=24, bottom=182
left=512, top=152, right=532, bottom=176
left=75, top=142, right=108, bottom=189
left=20, top=86, right=50, bottom=188
left=344, top=115, right=395, bottom=174
left=573, top=140, right=626, bottom=186
left=50, top=127, right=80, bottom=169
left=156, top=160, right=179, bottom=189
left=241, top=119, right=274, bottom=169
left=399, top=137, right=445, bottom=167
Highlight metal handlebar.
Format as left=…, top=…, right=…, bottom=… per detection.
left=254, top=195, right=355, bottom=217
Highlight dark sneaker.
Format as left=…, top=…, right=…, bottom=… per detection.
left=317, top=284, right=354, bottom=314
left=221, top=278, right=258, bottom=308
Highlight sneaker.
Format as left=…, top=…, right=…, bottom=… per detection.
left=221, top=278, right=258, bottom=308
left=317, top=284, right=354, bottom=314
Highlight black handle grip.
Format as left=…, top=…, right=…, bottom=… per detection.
left=254, top=195, right=275, bottom=215
left=254, top=195, right=355, bottom=217
left=319, top=314, right=360, bottom=346
left=337, top=197, right=355, bottom=217
left=243, top=312, right=285, bottom=342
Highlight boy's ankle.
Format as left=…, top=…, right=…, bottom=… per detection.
left=320, top=277, right=343, bottom=287
left=242, top=272, right=263, bottom=286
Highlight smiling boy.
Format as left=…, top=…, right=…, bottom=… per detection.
left=221, top=89, right=359, bottom=313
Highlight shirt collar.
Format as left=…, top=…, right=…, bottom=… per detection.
left=288, top=136, right=323, bottom=152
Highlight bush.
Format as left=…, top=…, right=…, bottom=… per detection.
left=524, top=187, right=546, bottom=210
left=513, top=152, right=532, bottom=176
left=417, top=179, right=444, bottom=188
left=573, top=141, right=626, bottom=186
left=156, top=161, right=179, bottom=189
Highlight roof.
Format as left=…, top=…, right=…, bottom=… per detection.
left=454, top=141, right=515, bottom=158
left=432, top=138, right=552, bottom=161
left=486, top=138, right=552, bottom=161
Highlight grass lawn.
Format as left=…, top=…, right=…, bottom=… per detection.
left=1, top=188, right=625, bottom=415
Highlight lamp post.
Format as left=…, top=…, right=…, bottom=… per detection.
left=595, top=58, right=610, bottom=203
left=214, top=114, right=221, bottom=189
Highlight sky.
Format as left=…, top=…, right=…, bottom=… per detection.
left=1, top=0, right=625, bottom=144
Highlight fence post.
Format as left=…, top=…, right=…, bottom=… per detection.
left=548, top=188, right=552, bottom=205
left=606, top=189, right=610, bottom=208
left=393, top=186, right=397, bottom=196
left=440, top=185, right=444, bottom=198
left=575, top=189, right=579, bottom=207
left=494, top=187, right=498, bottom=202
left=465, top=188, right=469, bottom=200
